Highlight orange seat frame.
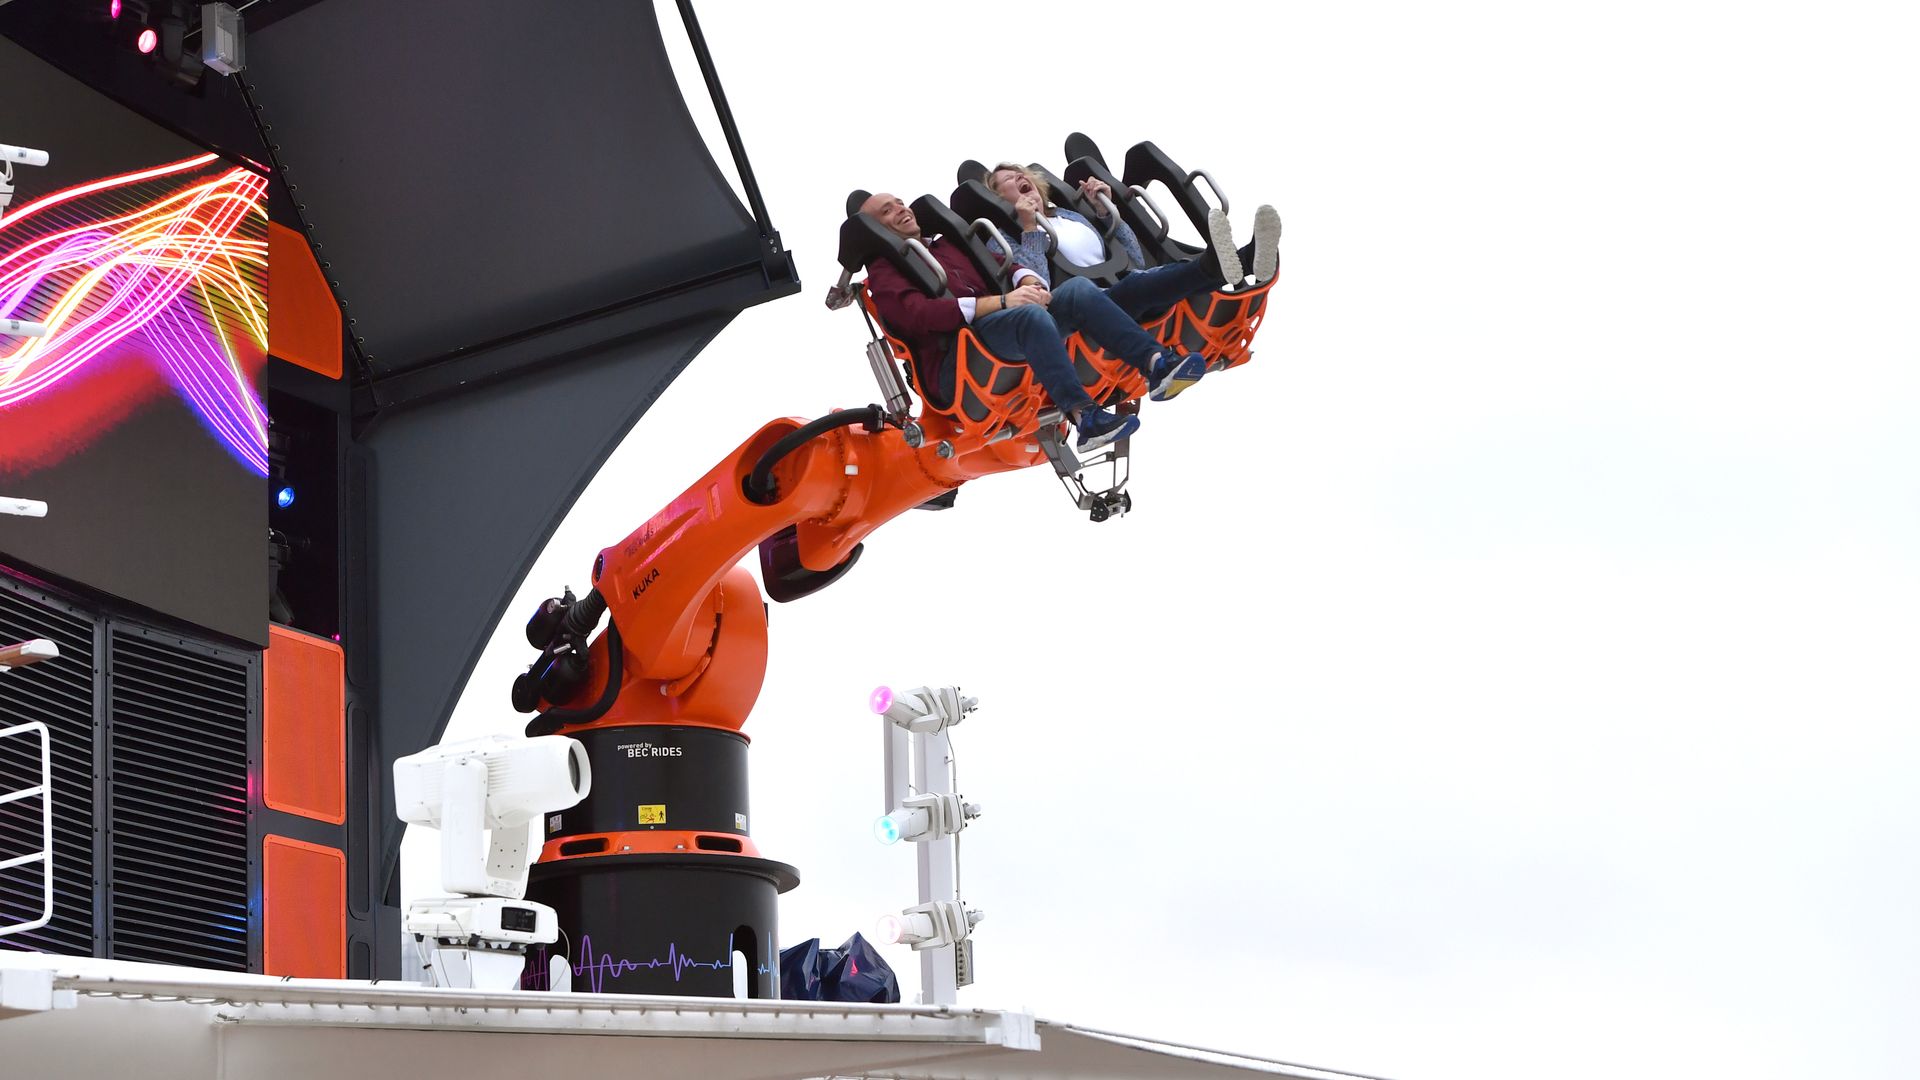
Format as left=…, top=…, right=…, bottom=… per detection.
left=860, top=270, right=1276, bottom=457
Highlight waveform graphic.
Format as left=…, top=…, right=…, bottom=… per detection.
left=0, top=153, right=269, bottom=476
left=523, top=931, right=772, bottom=993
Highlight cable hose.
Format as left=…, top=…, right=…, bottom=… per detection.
left=743, top=406, right=885, bottom=504
left=562, top=588, right=607, bottom=637
left=527, top=621, right=622, bottom=736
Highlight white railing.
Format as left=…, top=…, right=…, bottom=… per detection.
left=0, top=720, right=54, bottom=938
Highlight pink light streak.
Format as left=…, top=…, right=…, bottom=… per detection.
left=0, top=154, right=268, bottom=475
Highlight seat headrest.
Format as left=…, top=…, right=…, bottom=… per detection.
left=1063, top=153, right=1122, bottom=190
left=909, top=194, right=964, bottom=233
left=954, top=159, right=988, bottom=189
left=845, top=189, right=873, bottom=219
left=914, top=194, right=1011, bottom=292
left=836, top=212, right=945, bottom=297
left=949, top=178, right=1014, bottom=229
left=1063, top=131, right=1105, bottom=169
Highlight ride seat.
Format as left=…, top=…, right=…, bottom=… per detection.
left=834, top=190, right=1150, bottom=446
left=1061, top=133, right=1197, bottom=268
left=1121, top=139, right=1231, bottom=252
left=949, top=169, right=1134, bottom=289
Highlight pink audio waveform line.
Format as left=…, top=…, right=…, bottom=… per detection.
left=0, top=153, right=268, bottom=476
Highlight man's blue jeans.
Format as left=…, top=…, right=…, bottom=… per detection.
left=972, top=277, right=1166, bottom=415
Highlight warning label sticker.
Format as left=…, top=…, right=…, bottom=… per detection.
left=638, top=804, right=667, bottom=825
left=734, top=813, right=747, bottom=831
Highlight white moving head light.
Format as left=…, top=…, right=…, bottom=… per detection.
left=0, top=145, right=50, bottom=167
left=869, top=684, right=977, bottom=734
left=0, top=143, right=49, bottom=226
left=874, top=791, right=979, bottom=845
left=1, top=497, right=49, bottom=518
left=0, top=639, right=59, bottom=672
left=394, top=733, right=590, bottom=899
left=395, top=734, right=589, bottom=991
left=877, top=900, right=983, bottom=951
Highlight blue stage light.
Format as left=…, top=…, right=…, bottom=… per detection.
left=275, top=486, right=296, bottom=508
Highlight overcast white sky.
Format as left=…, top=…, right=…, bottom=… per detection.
left=409, top=4, right=1920, bottom=1078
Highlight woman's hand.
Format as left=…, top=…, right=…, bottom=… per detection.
left=1077, top=177, right=1114, bottom=215
left=1015, top=191, right=1046, bottom=231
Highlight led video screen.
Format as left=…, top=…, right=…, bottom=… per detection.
left=0, top=37, right=267, bottom=646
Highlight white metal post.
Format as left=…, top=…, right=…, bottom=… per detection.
left=881, top=722, right=910, bottom=826
left=914, top=728, right=958, bottom=1005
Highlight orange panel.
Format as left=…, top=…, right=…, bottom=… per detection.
left=263, top=835, right=346, bottom=978
left=267, top=220, right=343, bottom=378
left=264, top=624, right=346, bottom=824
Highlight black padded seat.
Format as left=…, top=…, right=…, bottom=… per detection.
left=1121, top=140, right=1225, bottom=248
left=909, top=194, right=1014, bottom=295
left=1025, top=161, right=1138, bottom=278
left=838, top=190, right=970, bottom=412
left=1063, top=143, right=1200, bottom=268
left=837, top=195, right=946, bottom=300
left=949, top=175, right=1131, bottom=289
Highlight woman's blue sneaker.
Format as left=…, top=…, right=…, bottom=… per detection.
left=1148, top=353, right=1208, bottom=401
left=1075, top=407, right=1140, bottom=452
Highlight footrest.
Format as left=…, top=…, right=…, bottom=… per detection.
left=1035, top=406, right=1134, bottom=523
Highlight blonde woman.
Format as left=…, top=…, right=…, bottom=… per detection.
left=983, top=162, right=1279, bottom=325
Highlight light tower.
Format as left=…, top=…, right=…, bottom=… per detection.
left=870, top=684, right=985, bottom=1004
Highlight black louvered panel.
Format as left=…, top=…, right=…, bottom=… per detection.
left=0, top=582, right=96, bottom=957
left=106, top=629, right=249, bottom=970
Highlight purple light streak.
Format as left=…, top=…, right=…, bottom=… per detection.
left=0, top=158, right=269, bottom=474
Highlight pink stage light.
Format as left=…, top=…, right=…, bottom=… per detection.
left=136, top=27, right=157, bottom=53
left=110, top=0, right=122, bottom=18
left=869, top=685, right=894, bottom=715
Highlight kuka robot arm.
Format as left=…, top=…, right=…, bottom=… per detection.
left=517, top=406, right=1039, bottom=735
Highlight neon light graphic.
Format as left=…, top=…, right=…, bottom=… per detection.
left=522, top=931, right=772, bottom=993
left=0, top=153, right=268, bottom=477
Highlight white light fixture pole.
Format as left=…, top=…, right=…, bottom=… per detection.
left=870, top=684, right=983, bottom=1005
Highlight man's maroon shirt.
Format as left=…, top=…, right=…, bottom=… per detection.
left=864, top=236, right=1010, bottom=406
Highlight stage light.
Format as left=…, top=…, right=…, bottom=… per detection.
left=876, top=685, right=976, bottom=734
left=394, top=733, right=591, bottom=899
left=1, top=498, right=50, bottom=518
left=110, top=0, right=122, bottom=18
left=200, top=2, right=247, bottom=76
left=0, top=639, right=60, bottom=671
left=873, top=792, right=976, bottom=846
left=874, top=912, right=918, bottom=945
left=137, top=28, right=157, bottom=53
left=275, top=485, right=296, bottom=509
left=394, top=734, right=590, bottom=990
left=874, top=900, right=981, bottom=951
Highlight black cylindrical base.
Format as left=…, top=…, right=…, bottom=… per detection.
left=554, top=725, right=754, bottom=839
left=523, top=853, right=799, bottom=997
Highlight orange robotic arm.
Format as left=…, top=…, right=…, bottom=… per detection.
left=515, top=403, right=1048, bottom=737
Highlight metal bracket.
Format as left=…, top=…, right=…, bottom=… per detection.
left=1033, top=407, right=1133, bottom=522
